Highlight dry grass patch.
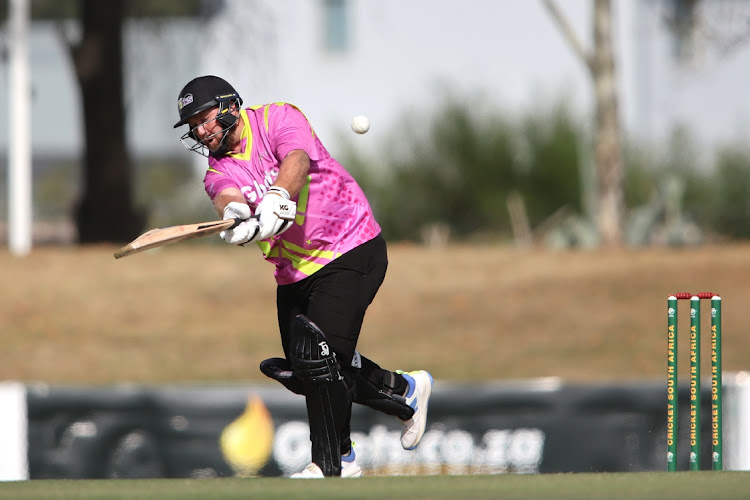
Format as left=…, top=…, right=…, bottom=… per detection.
left=1, top=242, right=748, bottom=384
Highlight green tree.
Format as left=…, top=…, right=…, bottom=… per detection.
left=67, top=0, right=144, bottom=243
left=344, top=96, right=584, bottom=243
left=519, top=105, right=582, bottom=225
left=542, top=0, right=624, bottom=247
left=710, top=146, right=750, bottom=239
left=10, top=0, right=221, bottom=243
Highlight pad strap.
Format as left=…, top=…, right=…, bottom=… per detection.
left=382, top=372, right=397, bottom=396
left=259, top=357, right=305, bottom=395
left=290, top=315, right=343, bottom=384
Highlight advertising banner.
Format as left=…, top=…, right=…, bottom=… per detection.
left=21, top=377, right=744, bottom=478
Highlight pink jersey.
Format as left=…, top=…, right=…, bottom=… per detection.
left=203, top=103, right=381, bottom=285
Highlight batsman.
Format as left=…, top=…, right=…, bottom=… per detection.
left=173, top=75, right=433, bottom=478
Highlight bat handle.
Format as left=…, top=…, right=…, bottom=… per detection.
left=228, top=214, right=259, bottom=229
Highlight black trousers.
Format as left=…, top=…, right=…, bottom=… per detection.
left=277, top=234, right=387, bottom=367
left=276, top=234, right=407, bottom=454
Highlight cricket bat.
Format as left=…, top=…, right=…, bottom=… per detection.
left=114, top=218, right=243, bottom=259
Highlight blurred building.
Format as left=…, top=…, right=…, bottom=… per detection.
left=1, top=0, right=749, bottom=165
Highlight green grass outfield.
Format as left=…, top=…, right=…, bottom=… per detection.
left=0, top=472, right=748, bottom=500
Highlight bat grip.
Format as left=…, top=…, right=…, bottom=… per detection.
left=229, top=214, right=259, bottom=229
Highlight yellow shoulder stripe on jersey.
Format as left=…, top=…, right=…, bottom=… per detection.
left=207, top=167, right=223, bottom=175
left=263, top=103, right=316, bottom=139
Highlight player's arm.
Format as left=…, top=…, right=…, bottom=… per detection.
left=212, top=186, right=245, bottom=217
left=274, top=149, right=310, bottom=198
left=254, top=149, right=307, bottom=239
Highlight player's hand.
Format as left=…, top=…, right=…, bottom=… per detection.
left=256, top=187, right=296, bottom=239
left=220, top=201, right=260, bottom=245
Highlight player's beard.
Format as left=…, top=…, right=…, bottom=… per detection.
left=209, top=124, right=236, bottom=157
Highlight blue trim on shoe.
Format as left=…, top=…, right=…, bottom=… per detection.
left=402, top=373, right=416, bottom=401
left=341, top=448, right=356, bottom=463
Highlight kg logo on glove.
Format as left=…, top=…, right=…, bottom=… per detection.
left=256, top=187, right=297, bottom=239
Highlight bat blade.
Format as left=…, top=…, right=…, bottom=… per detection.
left=114, top=219, right=237, bottom=259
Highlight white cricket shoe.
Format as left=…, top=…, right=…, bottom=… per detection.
left=399, top=370, right=434, bottom=450
left=341, top=446, right=363, bottom=478
left=290, top=463, right=324, bottom=479
left=290, top=446, right=362, bottom=478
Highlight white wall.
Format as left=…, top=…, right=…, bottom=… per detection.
left=0, top=382, right=27, bottom=481
left=2, top=0, right=750, bottom=162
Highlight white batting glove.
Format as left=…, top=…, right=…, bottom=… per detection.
left=255, top=187, right=296, bottom=239
left=220, top=201, right=260, bottom=245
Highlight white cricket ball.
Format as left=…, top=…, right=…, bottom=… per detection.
left=351, top=115, right=370, bottom=134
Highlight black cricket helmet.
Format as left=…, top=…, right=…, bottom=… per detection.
left=174, top=75, right=243, bottom=155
